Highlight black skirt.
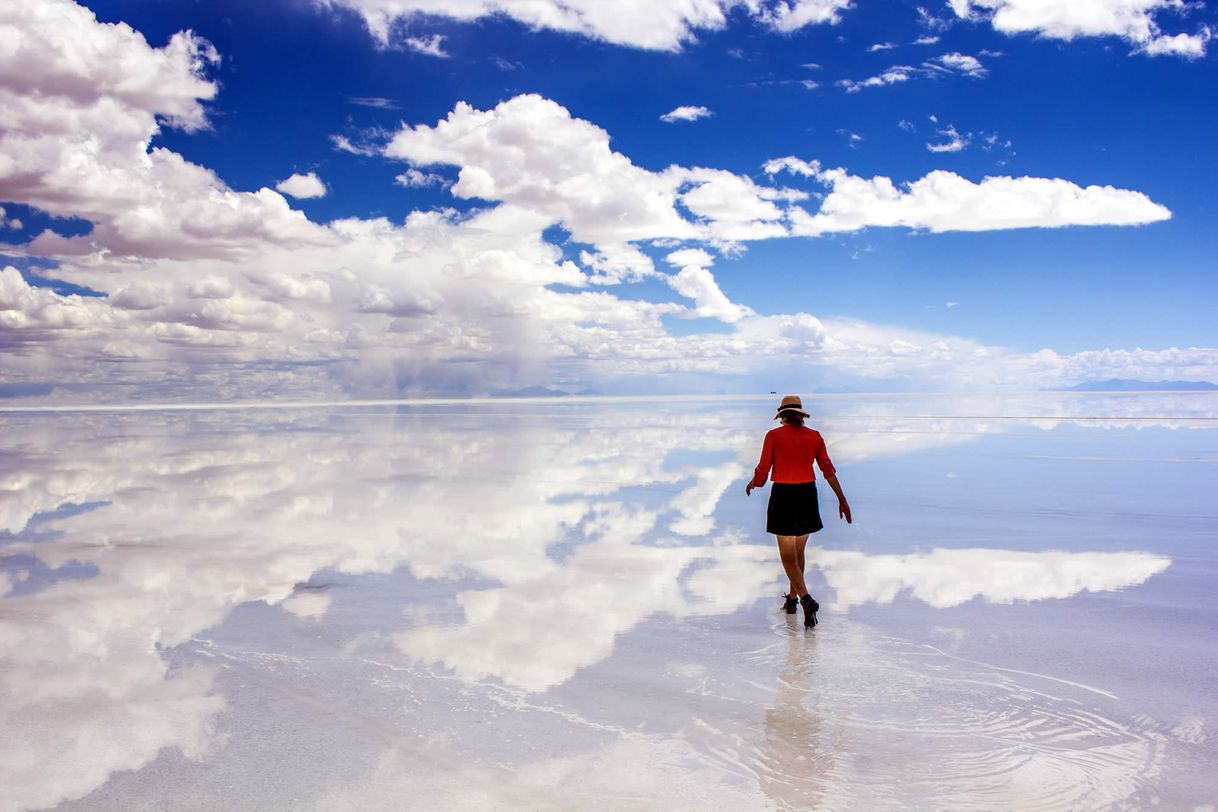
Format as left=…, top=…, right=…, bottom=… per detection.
left=767, top=481, right=824, bottom=536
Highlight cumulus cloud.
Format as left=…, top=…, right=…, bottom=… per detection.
left=765, top=158, right=1172, bottom=234
left=952, top=0, right=1211, bottom=58
left=385, top=95, right=696, bottom=252
left=383, top=95, right=792, bottom=258
left=0, top=206, right=22, bottom=230
left=319, top=0, right=730, bottom=50
left=665, top=247, right=716, bottom=267
left=0, top=4, right=1202, bottom=400
left=0, top=0, right=330, bottom=262
left=757, top=0, right=853, bottom=32
left=0, top=266, right=104, bottom=348
left=275, top=171, right=328, bottom=199
left=319, top=0, right=851, bottom=51
left=667, top=265, right=754, bottom=323
left=660, top=104, right=713, bottom=123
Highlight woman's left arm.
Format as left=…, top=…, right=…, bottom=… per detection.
left=816, top=438, right=851, bottom=523
left=824, top=475, right=851, bottom=523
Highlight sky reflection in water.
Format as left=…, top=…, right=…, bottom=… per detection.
left=1, top=394, right=1216, bottom=810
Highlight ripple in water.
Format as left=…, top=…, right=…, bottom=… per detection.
left=700, top=621, right=1170, bottom=811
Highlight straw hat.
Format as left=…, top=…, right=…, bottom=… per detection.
left=774, top=394, right=810, bottom=419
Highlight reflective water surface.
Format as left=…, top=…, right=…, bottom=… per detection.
left=1, top=393, right=1216, bottom=810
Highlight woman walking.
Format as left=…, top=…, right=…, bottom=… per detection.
left=746, top=395, right=851, bottom=628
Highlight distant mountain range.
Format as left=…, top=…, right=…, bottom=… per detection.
left=1062, top=379, right=1218, bottom=392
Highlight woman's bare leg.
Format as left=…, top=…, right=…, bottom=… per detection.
left=794, top=534, right=809, bottom=596
left=784, top=534, right=810, bottom=597
left=776, top=535, right=809, bottom=597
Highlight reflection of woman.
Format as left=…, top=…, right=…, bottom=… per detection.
left=758, top=629, right=833, bottom=808
left=746, top=395, right=851, bottom=628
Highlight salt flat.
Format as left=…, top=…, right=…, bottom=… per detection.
left=1, top=394, right=1215, bottom=810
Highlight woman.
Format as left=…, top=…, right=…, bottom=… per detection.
left=746, top=395, right=851, bottom=628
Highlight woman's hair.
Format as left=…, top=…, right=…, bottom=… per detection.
left=779, top=410, right=805, bottom=426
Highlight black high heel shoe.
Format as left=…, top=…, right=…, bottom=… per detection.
left=800, top=594, right=819, bottom=628
left=782, top=594, right=799, bottom=614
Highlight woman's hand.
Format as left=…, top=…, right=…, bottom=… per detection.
left=745, top=482, right=755, bottom=496
left=838, top=500, right=852, bottom=523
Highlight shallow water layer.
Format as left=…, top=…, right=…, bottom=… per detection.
left=1, top=393, right=1216, bottom=811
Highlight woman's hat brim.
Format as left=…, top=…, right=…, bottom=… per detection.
left=775, top=407, right=810, bottom=418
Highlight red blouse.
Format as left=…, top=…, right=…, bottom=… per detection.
left=751, top=423, right=836, bottom=487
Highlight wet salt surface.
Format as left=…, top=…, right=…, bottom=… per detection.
left=1, top=393, right=1216, bottom=810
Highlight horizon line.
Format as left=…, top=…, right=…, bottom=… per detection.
left=1, top=389, right=1216, bottom=414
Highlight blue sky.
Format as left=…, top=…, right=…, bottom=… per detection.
left=1, top=0, right=1216, bottom=399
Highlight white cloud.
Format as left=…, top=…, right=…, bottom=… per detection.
left=1141, top=28, right=1211, bottom=57
left=926, top=123, right=970, bottom=152
left=837, top=51, right=987, bottom=91
left=914, top=34, right=941, bottom=44
left=394, top=167, right=447, bottom=187
left=868, top=41, right=898, bottom=51
left=0, top=0, right=330, bottom=262
left=757, top=0, right=853, bottom=32
left=765, top=159, right=1171, bottom=234
left=403, top=33, right=448, bottom=57
left=837, top=64, right=917, bottom=92
left=385, top=95, right=698, bottom=253
left=0, top=0, right=1199, bottom=402
left=1, top=0, right=218, bottom=131
left=916, top=5, right=956, bottom=31
left=660, top=104, right=713, bottom=123
left=678, top=167, right=793, bottom=241
left=383, top=95, right=795, bottom=258
left=667, top=265, right=753, bottom=323
left=319, top=0, right=851, bottom=51
left=1058, top=346, right=1218, bottom=382
left=275, top=172, right=328, bottom=199
left=665, top=247, right=715, bottom=267
left=0, top=266, right=102, bottom=346
left=319, top=0, right=731, bottom=51
left=0, top=206, right=22, bottom=230
left=952, top=0, right=1210, bottom=58
left=929, top=50, right=988, bottom=76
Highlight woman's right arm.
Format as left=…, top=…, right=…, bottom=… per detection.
left=745, top=432, right=774, bottom=496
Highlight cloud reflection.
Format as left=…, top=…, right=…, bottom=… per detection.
left=0, top=395, right=1193, bottom=808
left=818, top=548, right=1171, bottom=610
